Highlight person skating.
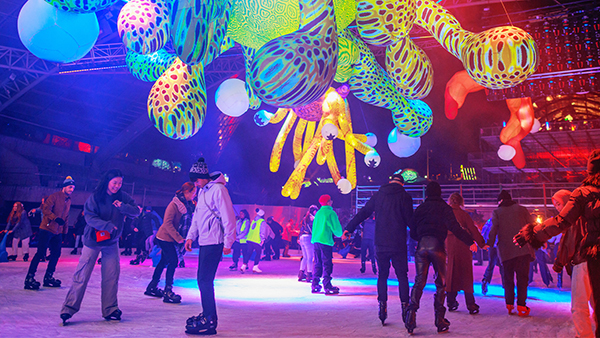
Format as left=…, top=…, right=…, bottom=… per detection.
left=60, top=169, right=140, bottom=325
left=312, top=194, right=343, bottom=295
left=405, top=182, right=474, bottom=334
left=241, top=209, right=273, bottom=273
left=25, top=176, right=74, bottom=290
left=130, top=206, right=161, bottom=265
left=481, top=218, right=505, bottom=295
left=488, top=190, right=534, bottom=317
left=230, top=209, right=250, bottom=271
left=445, top=193, right=488, bottom=315
left=145, top=182, right=196, bottom=304
left=344, top=172, right=413, bottom=325
left=359, top=214, right=377, bottom=274
left=515, top=150, right=600, bottom=337
left=71, top=210, right=86, bottom=255
left=298, top=205, right=317, bottom=282
left=184, top=158, right=236, bottom=335
left=264, top=216, right=283, bottom=260
left=6, top=202, right=32, bottom=262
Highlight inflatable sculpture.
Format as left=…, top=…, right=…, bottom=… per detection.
left=16, top=0, right=540, bottom=197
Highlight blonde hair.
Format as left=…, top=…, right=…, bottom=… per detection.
left=448, top=192, right=464, bottom=207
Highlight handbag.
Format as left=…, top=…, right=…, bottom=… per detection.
left=95, top=229, right=111, bottom=242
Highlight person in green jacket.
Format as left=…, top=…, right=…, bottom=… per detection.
left=311, top=194, right=343, bottom=294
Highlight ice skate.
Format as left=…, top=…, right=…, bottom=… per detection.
left=311, top=284, right=322, bottom=293
left=24, top=273, right=40, bottom=290
left=185, top=313, right=217, bottom=335
left=240, top=264, right=247, bottom=274
left=378, top=301, right=387, bottom=325
left=297, top=270, right=306, bottom=282
left=144, top=282, right=163, bottom=298
left=104, top=309, right=122, bottom=321
left=324, top=285, right=339, bottom=295
left=43, top=273, right=61, bottom=287
left=252, top=265, right=262, bottom=273
left=163, top=286, right=182, bottom=304
left=60, top=313, right=71, bottom=326
left=517, top=305, right=530, bottom=317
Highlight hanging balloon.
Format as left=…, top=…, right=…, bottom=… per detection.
left=388, top=128, right=421, bottom=158
left=365, top=132, right=378, bottom=147
left=497, top=145, right=516, bottom=161
left=364, top=150, right=381, bottom=168
left=117, top=0, right=170, bottom=55
left=18, top=0, right=99, bottom=63
left=321, top=123, right=339, bottom=140
left=254, top=110, right=274, bottom=127
left=215, top=78, right=250, bottom=117
left=125, top=49, right=176, bottom=82
left=530, top=118, right=541, bottom=134
left=337, top=178, right=352, bottom=194
left=44, top=0, right=120, bottom=13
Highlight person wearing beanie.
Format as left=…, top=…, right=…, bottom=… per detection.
left=550, top=189, right=594, bottom=338
left=405, top=181, right=474, bottom=334
left=311, top=195, right=343, bottom=294
left=344, top=172, right=414, bottom=325
left=240, top=208, right=274, bottom=273
left=515, top=149, right=600, bottom=337
left=24, top=176, right=75, bottom=290
left=184, top=158, right=236, bottom=335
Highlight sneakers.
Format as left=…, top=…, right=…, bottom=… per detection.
left=252, top=265, right=262, bottom=273
left=517, top=305, right=530, bottom=317
left=104, top=309, right=122, bottom=321
left=24, top=273, right=40, bottom=290
left=185, top=313, right=217, bottom=335
left=163, top=286, right=182, bottom=304
left=43, top=273, right=61, bottom=287
left=240, top=264, right=247, bottom=274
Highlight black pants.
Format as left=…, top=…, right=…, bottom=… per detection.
left=362, top=239, right=376, bottom=264
left=409, top=236, right=447, bottom=315
left=586, top=255, right=600, bottom=337
left=231, top=241, right=246, bottom=265
left=243, top=241, right=261, bottom=265
left=313, top=243, right=333, bottom=288
left=28, top=229, right=62, bottom=276
left=376, top=249, right=409, bottom=303
left=265, top=238, right=280, bottom=259
left=197, top=244, right=223, bottom=319
left=483, top=246, right=504, bottom=286
left=447, top=291, right=475, bottom=307
left=151, top=239, right=178, bottom=287
left=502, top=254, right=530, bottom=306
left=135, top=232, right=150, bottom=255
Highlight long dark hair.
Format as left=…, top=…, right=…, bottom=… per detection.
left=94, top=169, right=124, bottom=203
left=8, top=202, right=24, bottom=224
left=583, top=172, right=600, bottom=188
left=239, top=209, right=250, bottom=220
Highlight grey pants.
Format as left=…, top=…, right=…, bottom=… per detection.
left=61, top=244, right=120, bottom=317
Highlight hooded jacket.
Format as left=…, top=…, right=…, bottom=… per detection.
left=311, top=205, right=343, bottom=246
left=156, top=196, right=188, bottom=243
left=346, top=182, right=413, bottom=252
left=187, top=173, right=236, bottom=249
left=84, top=191, right=140, bottom=247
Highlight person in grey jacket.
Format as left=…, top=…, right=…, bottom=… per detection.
left=487, top=190, right=534, bottom=317
left=6, top=202, right=32, bottom=262
left=184, top=158, right=236, bottom=335
left=60, top=169, right=140, bottom=325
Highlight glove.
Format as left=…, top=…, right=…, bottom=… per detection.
left=513, top=223, right=544, bottom=250
left=552, top=262, right=563, bottom=274
left=55, top=217, right=66, bottom=226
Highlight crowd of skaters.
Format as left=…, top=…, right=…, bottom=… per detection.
left=1, top=151, right=600, bottom=336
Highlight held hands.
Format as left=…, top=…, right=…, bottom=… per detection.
left=112, top=200, right=123, bottom=208
left=469, top=244, right=478, bottom=252
left=513, top=223, right=544, bottom=249
left=185, top=239, right=193, bottom=252
left=223, top=247, right=232, bottom=255
left=342, top=230, right=351, bottom=241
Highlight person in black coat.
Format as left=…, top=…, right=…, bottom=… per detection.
left=405, top=181, right=474, bottom=334
left=344, top=173, right=413, bottom=325
left=264, top=217, right=283, bottom=260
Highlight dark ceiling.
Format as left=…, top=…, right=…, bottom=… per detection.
left=0, top=0, right=597, bottom=206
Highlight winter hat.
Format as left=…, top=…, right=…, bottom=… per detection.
left=390, top=172, right=405, bottom=184
left=552, top=189, right=571, bottom=206
left=497, top=190, right=512, bottom=202
left=587, top=149, right=600, bottom=175
left=319, top=194, right=331, bottom=206
left=255, top=208, right=265, bottom=217
left=189, top=157, right=210, bottom=181
left=425, top=181, right=441, bottom=197
left=62, top=176, right=75, bottom=187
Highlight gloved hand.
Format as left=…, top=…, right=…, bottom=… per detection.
left=513, top=223, right=544, bottom=249
left=55, top=217, right=66, bottom=226
left=552, top=262, right=563, bottom=274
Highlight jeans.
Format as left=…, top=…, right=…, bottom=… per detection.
left=313, top=243, right=334, bottom=288
left=376, top=249, right=409, bottom=303
left=408, top=236, right=447, bottom=315
left=571, top=262, right=594, bottom=338
left=231, top=241, right=246, bottom=265
left=299, top=235, right=314, bottom=273
left=28, top=229, right=62, bottom=277
left=502, top=255, right=530, bottom=306
left=197, top=244, right=223, bottom=319
left=483, top=246, right=504, bottom=287
left=243, top=241, right=261, bottom=265
left=529, top=249, right=553, bottom=286
left=61, top=244, right=120, bottom=317
left=152, top=239, right=178, bottom=287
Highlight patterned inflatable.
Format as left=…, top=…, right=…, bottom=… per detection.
left=125, top=49, right=176, bottom=82
left=118, top=0, right=170, bottom=55
left=44, top=0, right=119, bottom=13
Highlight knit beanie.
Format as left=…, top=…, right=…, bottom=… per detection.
left=189, top=157, right=210, bottom=181
left=319, top=194, right=331, bottom=206
left=255, top=208, right=265, bottom=217
left=425, top=181, right=441, bottom=198
left=62, top=176, right=75, bottom=187
left=587, top=149, right=600, bottom=175
left=497, top=190, right=512, bottom=202
left=552, top=189, right=571, bottom=206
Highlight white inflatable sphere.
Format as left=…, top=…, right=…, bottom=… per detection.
left=365, top=132, right=378, bottom=147
left=18, top=0, right=99, bottom=63
left=364, top=150, right=381, bottom=168
left=530, top=118, right=541, bottom=134
left=321, top=123, right=339, bottom=140
left=498, top=144, right=516, bottom=161
left=337, top=178, right=352, bottom=194
left=254, top=110, right=274, bottom=127
left=388, top=128, right=421, bottom=158
left=215, top=78, right=250, bottom=117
